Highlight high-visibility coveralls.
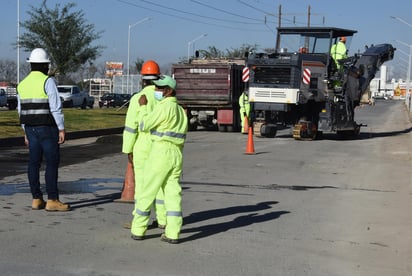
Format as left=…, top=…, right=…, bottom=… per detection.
left=122, top=85, right=166, bottom=226
left=239, top=91, right=250, bottom=133
left=330, top=41, right=347, bottom=70
left=131, top=96, right=188, bottom=240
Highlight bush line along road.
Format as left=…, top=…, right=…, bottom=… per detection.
left=0, top=100, right=411, bottom=275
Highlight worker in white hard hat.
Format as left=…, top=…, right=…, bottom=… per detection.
left=17, top=48, right=70, bottom=212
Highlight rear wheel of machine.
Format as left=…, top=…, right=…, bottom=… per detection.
left=188, top=123, right=197, bottom=131
left=261, top=124, right=277, bottom=138
left=254, top=122, right=263, bottom=137
left=218, top=125, right=227, bottom=132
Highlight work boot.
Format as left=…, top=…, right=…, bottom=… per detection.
left=31, top=198, right=46, bottom=210
left=131, top=234, right=144, bottom=241
left=149, top=220, right=166, bottom=229
left=45, top=199, right=71, bottom=212
left=160, top=233, right=179, bottom=244
left=122, top=222, right=131, bottom=229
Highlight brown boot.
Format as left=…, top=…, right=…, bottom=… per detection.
left=122, top=222, right=131, bottom=229
left=45, top=199, right=71, bottom=212
left=32, top=198, right=46, bottom=210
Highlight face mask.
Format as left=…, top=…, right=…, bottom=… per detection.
left=154, top=90, right=164, bottom=101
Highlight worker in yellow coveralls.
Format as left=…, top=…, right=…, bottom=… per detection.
left=239, top=90, right=250, bottom=133
left=131, top=75, right=188, bottom=244
left=122, top=60, right=166, bottom=229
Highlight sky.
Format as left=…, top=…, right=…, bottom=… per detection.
left=1, top=0, right=412, bottom=79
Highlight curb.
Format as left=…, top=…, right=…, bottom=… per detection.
left=0, top=127, right=123, bottom=147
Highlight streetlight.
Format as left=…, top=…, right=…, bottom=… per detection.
left=17, top=0, right=20, bottom=83
left=187, top=33, right=207, bottom=61
left=390, top=16, right=412, bottom=28
left=391, top=16, right=412, bottom=109
left=127, top=17, right=151, bottom=94
left=395, top=40, right=412, bottom=105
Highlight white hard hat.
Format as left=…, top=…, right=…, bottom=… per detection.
left=27, top=48, right=50, bottom=63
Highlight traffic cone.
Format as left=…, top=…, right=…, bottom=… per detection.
left=114, top=161, right=135, bottom=203
left=243, top=115, right=249, bottom=134
left=245, top=126, right=256, bottom=155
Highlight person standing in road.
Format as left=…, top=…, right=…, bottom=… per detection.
left=131, top=75, right=188, bottom=244
left=239, top=90, right=250, bottom=134
left=17, top=48, right=70, bottom=212
left=122, top=60, right=166, bottom=229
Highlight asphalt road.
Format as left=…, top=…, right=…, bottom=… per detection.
left=0, top=100, right=411, bottom=276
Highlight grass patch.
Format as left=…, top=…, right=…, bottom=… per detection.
left=0, top=108, right=127, bottom=138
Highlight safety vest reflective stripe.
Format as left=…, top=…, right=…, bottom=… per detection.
left=150, top=130, right=186, bottom=139
left=20, top=98, right=49, bottom=104
left=166, top=211, right=182, bottom=217
left=124, top=126, right=137, bottom=134
left=20, top=109, right=51, bottom=115
left=155, top=198, right=164, bottom=204
left=135, top=208, right=150, bottom=216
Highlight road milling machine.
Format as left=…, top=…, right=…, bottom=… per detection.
left=246, top=27, right=395, bottom=139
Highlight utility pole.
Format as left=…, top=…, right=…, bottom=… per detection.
left=275, top=5, right=281, bottom=51
left=304, top=5, right=311, bottom=49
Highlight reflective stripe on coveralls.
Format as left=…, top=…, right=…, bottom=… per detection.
left=132, top=96, right=188, bottom=239
left=122, top=85, right=166, bottom=226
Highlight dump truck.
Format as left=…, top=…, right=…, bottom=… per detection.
left=246, top=26, right=395, bottom=139
left=172, top=58, right=245, bottom=132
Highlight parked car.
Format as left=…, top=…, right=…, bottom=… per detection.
left=58, top=85, right=93, bottom=109
left=0, top=87, right=18, bottom=110
left=99, top=93, right=131, bottom=108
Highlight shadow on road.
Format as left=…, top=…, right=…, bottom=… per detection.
left=180, top=210, right=290, bottom=243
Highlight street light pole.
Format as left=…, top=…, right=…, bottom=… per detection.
left=395, top=40, right=412, bottom=109
left=391, top=16, right=412, bottom=110
left=127, top=17, right=151, bottom=94
left=17, top=0, right=20, bottom=84
left=187, top=33, right=207, bottom=62
left=390, top=16, right=412, bottom=28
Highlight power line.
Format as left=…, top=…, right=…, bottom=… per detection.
left=139, top=0, right=263, bottom=25
left=190, top=0, right=266, bottom=23
left=116, top=0, right=271, bottom=32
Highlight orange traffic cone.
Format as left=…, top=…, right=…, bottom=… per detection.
left=243, top=115, right=249, bottom=134
left=114, top=161, right=135, bottom=203
left=245, top=126, right=256, bottom=155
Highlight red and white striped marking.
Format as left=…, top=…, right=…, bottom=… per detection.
left=303, top=68, right=311, bottom=85
left=242, top=67, right=250, bottom=82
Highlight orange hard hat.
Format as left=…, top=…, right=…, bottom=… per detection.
left=340, top=36, right=347, bottom=42
left=141, top=60, right=160, bottom=77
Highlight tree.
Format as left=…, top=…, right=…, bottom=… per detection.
left=225, top=44, right=258, bottom=58
left=194, top=44, right=258, bottom=60
left=134, top=58, right=145, bottom=74
left=18, top=0, right=104, bottom=82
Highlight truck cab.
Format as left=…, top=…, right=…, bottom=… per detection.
left=0, top=88, right=7, bottom=107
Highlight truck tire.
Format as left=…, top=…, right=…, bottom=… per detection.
left=7, top=101, right=17, bottom=110
left=188, top=123, right=197, bottom=131
left=218, top=125, right=227, bottom=132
